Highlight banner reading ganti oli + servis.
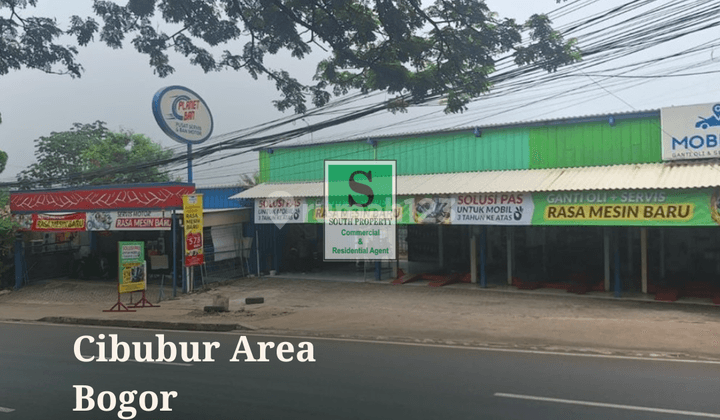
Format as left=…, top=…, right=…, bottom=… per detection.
left=324, top=160, right=397, bottom=261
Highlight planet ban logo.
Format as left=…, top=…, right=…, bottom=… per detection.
left=169, top=95, right=192, bottom=121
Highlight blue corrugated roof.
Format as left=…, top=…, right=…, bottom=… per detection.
left=197, top=186, right=251, bottom=209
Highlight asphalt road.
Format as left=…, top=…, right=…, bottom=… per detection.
left=1, top=322, right=719, bottom=420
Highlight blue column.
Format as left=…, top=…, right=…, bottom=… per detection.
left=187, top=143, right=193, bottom=183
left=182, top=214, right=187, bottom=293
left=14, top=234, right=23, bottom=289
left=480, top=226, right=487, bottom=288
left=172, top=212, right=177, bottom=298
left=273, top=228, right=280, bottom=272
left=614, top=248, right=621, bottom=298
left=375, top=262, right=381, bottom=280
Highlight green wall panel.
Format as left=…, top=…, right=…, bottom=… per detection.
left=264, top=141, right=374, bottom=182
left=264, top=129, right=530, bottom=182
left=259, top=151, right=270, bottom=183
left=261, top=116, right=661, bottom=183
left=376, top=129, right=529, bottom=176
left=529, top=117, right=661, bottom=169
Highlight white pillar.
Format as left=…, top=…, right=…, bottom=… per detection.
left=641, top=227, right=648, bottom=294
left=470, top=228, right=477, bottom=284
left=506, top=226, right=513, bottom=285
left=604, top=228, right=610, bottom=292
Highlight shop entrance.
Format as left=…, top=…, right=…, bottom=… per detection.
left=271, top=224, right=395, bottom=281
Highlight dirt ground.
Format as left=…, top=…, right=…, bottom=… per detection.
left=1, top=277, right=719, bottom=360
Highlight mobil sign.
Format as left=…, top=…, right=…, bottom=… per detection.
left=661, top=102, right=720, bottom=161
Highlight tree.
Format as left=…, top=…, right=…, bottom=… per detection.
left=0, top=113, right=13, bottom=289
left=80, top=129, right=177, bottom=185
left=237, top=171, right=259, bottom=187
left=17, top=121, right=175, bottom=188
left=0, top=188, right=13, bottom=289
left=0, top=113, right=6, bottom=174
left=0, top=0, right=580, bottom=114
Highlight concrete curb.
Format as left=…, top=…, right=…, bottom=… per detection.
left=38, top=317, right=256, bottom=332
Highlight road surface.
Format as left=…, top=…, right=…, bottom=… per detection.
left=0, top=322, right=718, bottom=419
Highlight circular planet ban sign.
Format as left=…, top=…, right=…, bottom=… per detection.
left=152, top=86, right=213, bottom=144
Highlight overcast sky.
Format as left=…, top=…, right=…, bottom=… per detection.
left=1, top=0, right=718, bottom=186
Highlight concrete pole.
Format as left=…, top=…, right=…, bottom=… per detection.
left=189, top=267, right=194, bottom=293
left=506, top=226, right=513, bottom=285
left=604, top=228, right=610, bottom=292
left=641, top=227, right=648, bottom=294
left=470, top=227, right=477, bottom=284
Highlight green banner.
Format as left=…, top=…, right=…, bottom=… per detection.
left=306, top=196, right=414, bottom=224
left=531, top=188, right=720, bottom=226
left=118, top=241, right=146, bottom=294
left=266, top=188, right=720, bottom=227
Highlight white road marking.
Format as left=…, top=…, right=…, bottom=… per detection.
left=0, top=406, right=15, bottom=413
left=9, top=320, right=720, bottom=365
left=81, top=355, right=192, bottom=367
left=495, top=393, right=720, bottom=418
left=241, top=333, right=720, bottom=365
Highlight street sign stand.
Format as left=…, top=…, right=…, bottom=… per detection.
left=182, top=194, right=204, bottom=291
left=103, top=284, right=136, bottom=312
left=129, top=289, right=158, bottom=308
left=104, top=242, right=151, bottom=313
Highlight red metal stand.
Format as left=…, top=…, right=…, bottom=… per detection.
left=103, top=288, right=136, bottom=312
left=129, top=290, right=159, bottom=308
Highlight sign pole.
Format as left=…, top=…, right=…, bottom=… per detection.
left=187, top=143, right=193, bottom=183
left=172, top=211, right=177, bottom=298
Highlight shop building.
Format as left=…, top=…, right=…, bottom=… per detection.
left=9, top=183, right=254, bottom=292
left=193, top=185, right=252, bottom=282
left=235, top=103, right=720, bottom=303
left=10, top=183, right=194, bottom=289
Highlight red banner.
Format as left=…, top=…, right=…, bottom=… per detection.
left=10, top=184, right=195, bottom=213
left=31, top=213, right=86, bottom=231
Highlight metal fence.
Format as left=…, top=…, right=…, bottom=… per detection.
left=192, top=222, right=252, bottom=287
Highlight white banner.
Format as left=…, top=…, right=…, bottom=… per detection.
left=661, top=102, right=720, bottom=161
left=254, top=197, right=307, bottom=225
left=451, top=193, right=534, bottom=225
left=210, top=226, right=237, bottom=261
left=87, top=211, right=171, bottom=231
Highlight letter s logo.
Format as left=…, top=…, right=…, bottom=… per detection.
left=348, top=170, right=374, bottom=207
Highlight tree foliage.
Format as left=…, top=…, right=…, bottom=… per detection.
left=0, top=111, right=6, bottom=174
left=0, top=187, right=14, bottom=289
left=1, top=0, right=580, bottom=114
left=237, top=171, right=259, bottom=187
left=17, top=121, right=175, bottom=188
